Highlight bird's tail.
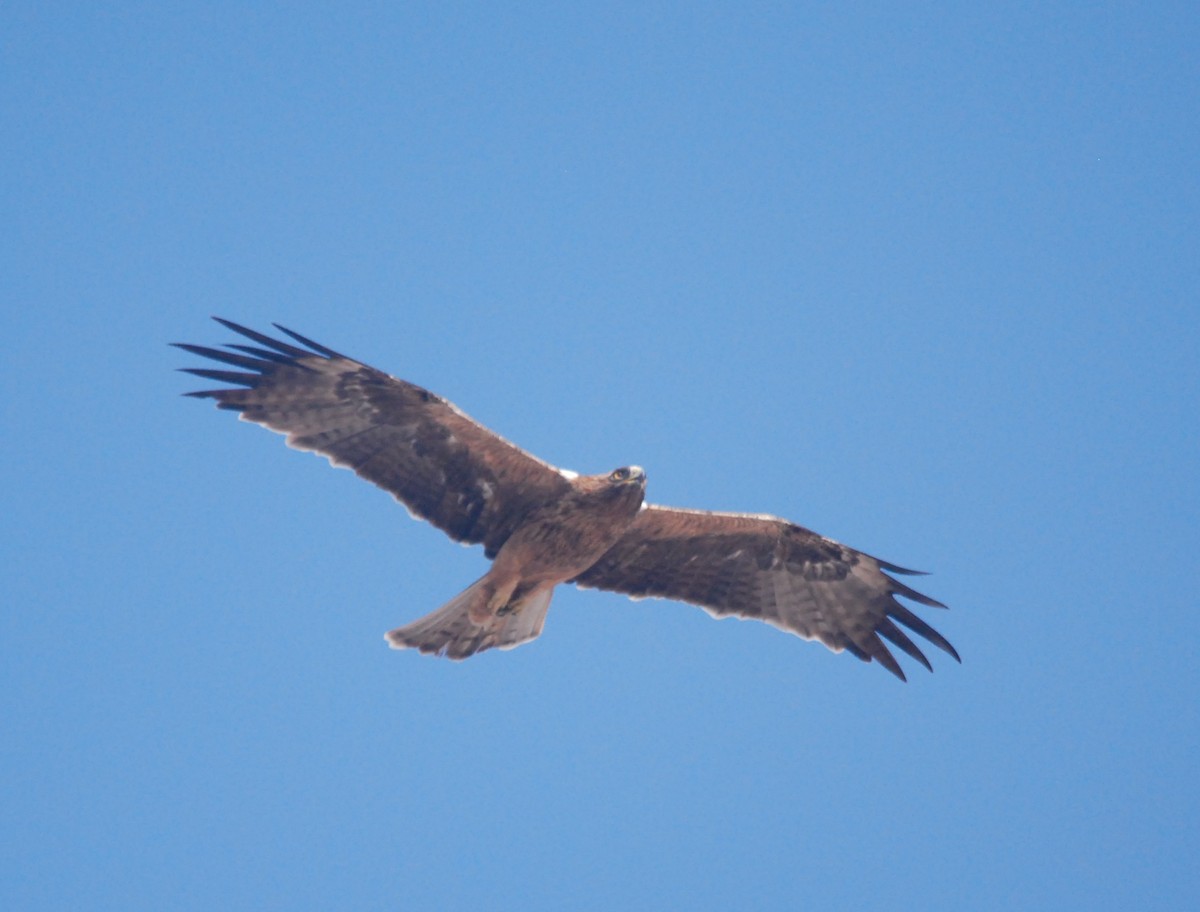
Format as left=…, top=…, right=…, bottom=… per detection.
left=385, top=577, right=553, bottom=659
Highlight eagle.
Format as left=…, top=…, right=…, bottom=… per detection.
left=175, top=318, right=958, bottom=680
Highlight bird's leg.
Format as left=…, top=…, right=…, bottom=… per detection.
left=475, top=575, right=519, bottom=623
left=493, top=579, right=540, bottom=617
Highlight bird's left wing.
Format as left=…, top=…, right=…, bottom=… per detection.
left=175, top=318, right=573, bottom=557
left=572, top=504, right=958, bottom=680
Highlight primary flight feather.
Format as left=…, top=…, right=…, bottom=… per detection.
left=175, top=318, right=959, bottom=680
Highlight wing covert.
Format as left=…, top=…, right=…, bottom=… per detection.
left=175, top=318, right=572, bottom=557
left=573, top=504, right=958, bottom=680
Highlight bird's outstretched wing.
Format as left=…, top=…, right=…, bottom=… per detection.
left=175, top=318, right=573, bottom=558
left=573, top=504, right=958, bottom=680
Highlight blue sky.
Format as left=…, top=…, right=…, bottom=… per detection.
left=4, top=2, right=1197, bottom=909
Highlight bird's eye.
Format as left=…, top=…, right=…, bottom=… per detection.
left=610, top=468, right=629, bottom=482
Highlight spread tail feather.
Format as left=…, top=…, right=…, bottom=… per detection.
left=385, top=578, right=553, bottom=659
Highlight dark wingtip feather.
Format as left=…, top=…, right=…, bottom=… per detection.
left=843, top=640, right=868, bottom=662
left=890, top=603, right=961, bottom=663
left=888, top=575, right=948, bottom=609
left=179, top=367, right=260, bottom=386
left=872, top=643, right=908, bottom=682
left=877, top=618, right=933, bottom=673
left=181, top=391, right=243, bottom=410
left=842, top=640, right=907, bottom=681
left=884, top=662, right=908, bottom=683
left=272, top=323, right=345, bottom=359
left=225, top=344, right=300, bottom=366
left=876, top=559, right=930, bottom=576
left=173, top=343, right=271, bottom=372
left=210, top=317, right=311, bottom=358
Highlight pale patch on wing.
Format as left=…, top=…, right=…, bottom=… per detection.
left=692, top=567, right=833, bottom=646
left=577, top=579, right=650, bottom=602
left=557, top=467, right=579, bottom=480
left=640, top=504, right=786, bottom=523
left=601, top=582, right=829, bottom=646
left=697, top=603, right=827, bottom=646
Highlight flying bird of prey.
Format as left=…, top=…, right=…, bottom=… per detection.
left=175, top=319, right=958, bottom=680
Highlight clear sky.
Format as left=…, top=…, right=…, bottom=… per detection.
left=4, top=3, right=1198, bottom=910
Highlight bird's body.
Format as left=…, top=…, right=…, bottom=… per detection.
left=176, top=319, right=959, bottom=680
left=391, top=467, right=647, bottom=657
left=485, top=468, right=647, bottom=592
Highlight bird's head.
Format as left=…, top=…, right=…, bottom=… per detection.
left=606, top=465, right=646, bottom=488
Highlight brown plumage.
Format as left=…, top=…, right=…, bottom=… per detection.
left=175, top=318, right=959, bottom=680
